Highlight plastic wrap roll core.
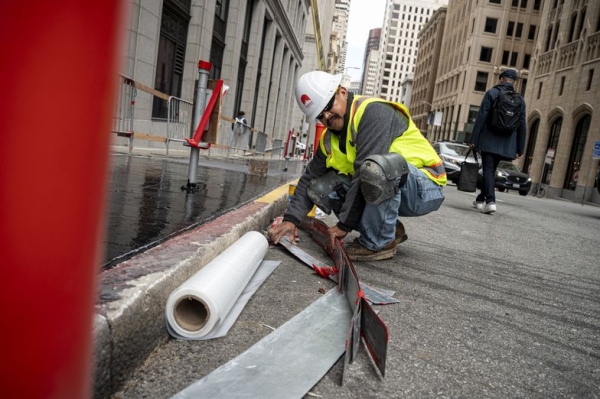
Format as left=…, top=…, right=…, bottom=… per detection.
left=166, top=231, right=269, bottom=339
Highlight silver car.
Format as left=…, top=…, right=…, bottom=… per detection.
left=432, top=141, right=477, bottom=184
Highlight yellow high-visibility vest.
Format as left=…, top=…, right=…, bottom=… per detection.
left=319, top=96, right=447, bottom=185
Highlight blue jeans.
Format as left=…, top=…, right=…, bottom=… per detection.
left=329, top=164, right=445, bottom=251
left=476, top=152, right=501, bottom=204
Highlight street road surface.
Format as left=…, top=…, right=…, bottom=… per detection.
left=114, top=185, right=600, bottom=398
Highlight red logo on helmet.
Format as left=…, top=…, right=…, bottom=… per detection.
left=300, top=94, right=313, bottom=109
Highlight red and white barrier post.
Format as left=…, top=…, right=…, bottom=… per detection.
left=0, top=1, right=127, bottom=398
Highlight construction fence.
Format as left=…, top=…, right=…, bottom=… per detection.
left=111, top=74, right=285, bottom=158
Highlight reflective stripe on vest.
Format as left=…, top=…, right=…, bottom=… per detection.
left=319, top=96, right=447, bottom=185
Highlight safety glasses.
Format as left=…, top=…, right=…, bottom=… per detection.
left=316, top=89, right=338, bottom=120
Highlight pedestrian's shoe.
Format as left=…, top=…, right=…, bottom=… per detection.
left=482, top=201, right=496, bottom=214
left=473, top=200, right=484, bottom=211
left=345, top=238, right=396, bottom=261
left=395, top=220, right=408, bottom=245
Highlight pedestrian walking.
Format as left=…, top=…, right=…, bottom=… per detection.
left=231, top=111, right=248, bottom=155
left=467, top=69, right=526, bottom=214
left=268, top=71, right=446, bottom=261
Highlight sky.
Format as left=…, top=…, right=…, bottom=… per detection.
left=345, top=0, right=387, bottom=81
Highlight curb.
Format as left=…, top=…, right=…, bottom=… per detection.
left=93, top=181, right=294, bottom=398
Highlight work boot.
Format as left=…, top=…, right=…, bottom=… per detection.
left=345, top=238, right=396, bottom=261
left=395, top=220, right=408, bottom=245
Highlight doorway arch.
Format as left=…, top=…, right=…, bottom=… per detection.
left=543, top=117, right=563, bottom=184
left=523, top=119, right=540, bottom=175
left=564, top=114, right=591, bottom=190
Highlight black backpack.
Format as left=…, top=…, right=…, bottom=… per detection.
left=489, top=87, right=522, bottom=135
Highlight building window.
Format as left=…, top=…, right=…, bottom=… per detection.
left=475, top=71, right=489, bottom=91
left=489, top=0, right=501, bottom=3
left=551, top=21, right=561, bottom=50
left=520, top=0, right=528, bottom=9
left=568, top=13, right=577, bottom=42
left=152, top=0, right=191, bottom=120
left=587, top=69, right=594, bottom=91
left=507, top=21, right=515, bottom=36
left=537, top=82, right=543, bottom=99
left=528, top=25, right=537, bottom=40
left=210, top=0, right=229, bottom=80
left=533, top=0, right=541, bottom=11
left=480, top=47, right=493, bottom=62
left=233, top=1, right=253, bottom=115
left=484, top=18, right=498, bottom=33
left=576, top=8, right=587, bottom=41
left=516, top=22, right=524, bottom=37
left=559, top=76, right=565, bottom=96
left=512, top=0, right=519, bottom=6
left=468, top=106, right=479, bottom=124
left=510, top=52, right=518, bottom=66
left=502, top=50, right=510, bottom=65
left=523, top=53, right=531, bottom=69
left=544, top=26, right=552, bottom=51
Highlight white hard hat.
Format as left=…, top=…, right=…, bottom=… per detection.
left=295, top=71, right=343, bottom=121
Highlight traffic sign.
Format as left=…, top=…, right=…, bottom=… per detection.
left=593, top=140, right=600, bottom=159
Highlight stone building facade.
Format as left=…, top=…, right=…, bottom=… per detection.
left=414, top=0, right=599, bottom=203
left=113, top=0, right=338, bottom=156
left=375, top=0, right=448, bottom=103
left=411, top=6, right=447, bottom=136
left=428, top=0, right=541, bottom=145
left=525, top=0, right=600, bottom=203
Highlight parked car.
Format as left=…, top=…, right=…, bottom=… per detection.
left=432, top=141, right=477, bottom=184
left=478, top=160, right=532, bottom=196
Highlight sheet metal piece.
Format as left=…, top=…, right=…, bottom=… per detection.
left=342, top=302, right=362, bottom=386
left=308, top=219, right=400, bottom=305
left=360, top=297, right=389, bottom=377
left=278, top=237, right=399, bottom=305
left=279, top=217, right=392, bottom=379
left=171, top=288, right=352, bottom=399
left=305, top=218, right=390, bottom=378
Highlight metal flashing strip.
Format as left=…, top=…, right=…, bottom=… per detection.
left=171, top=288, right=351, bottom=399
left=280, top=217, right=393, bottom=378
left=278, top=236, right=400, bottom=306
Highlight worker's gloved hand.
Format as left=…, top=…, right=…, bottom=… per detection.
left=268, top=220, right=298, bottom=245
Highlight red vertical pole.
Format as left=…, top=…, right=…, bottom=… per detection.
left=0, top=1, right=126, bottom=398
left=314, top=122, right=326, bottom=154
left=284, top=129, right=292, bottom=158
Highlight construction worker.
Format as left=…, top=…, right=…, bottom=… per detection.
left=268, top=71, right=446, bottom=261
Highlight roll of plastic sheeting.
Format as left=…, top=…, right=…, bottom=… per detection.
left=166, top=231, right=269, bottom=339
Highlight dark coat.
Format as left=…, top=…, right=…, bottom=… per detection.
left=468, top=82, right=526, bottom=160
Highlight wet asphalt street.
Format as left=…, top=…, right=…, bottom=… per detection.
left=111, top=182, right=600, bottom=399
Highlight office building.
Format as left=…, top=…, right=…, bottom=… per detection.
left=375, top=0, right=448, bottom=102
